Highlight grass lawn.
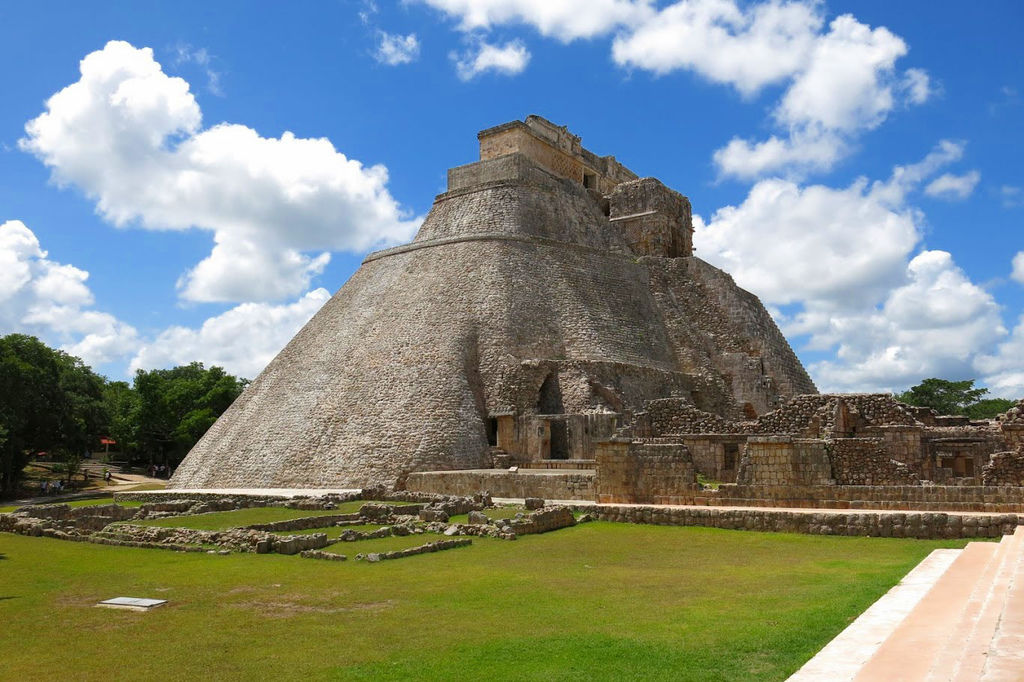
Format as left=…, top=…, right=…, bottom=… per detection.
left=0, top=522, right=974, bottom=681
left=130, top=501, right=372, bottom=530
left=0, top=497, right=145, bottom=514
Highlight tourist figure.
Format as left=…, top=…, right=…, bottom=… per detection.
left=40, top=480, right=48, bottom=495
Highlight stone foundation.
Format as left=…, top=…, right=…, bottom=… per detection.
left=587, top=505, right=1018, bottom=539
left=405, top=469, right=596, bottom=500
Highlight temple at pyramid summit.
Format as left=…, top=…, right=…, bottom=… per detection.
left=170, top=117, right=1024, bottom=501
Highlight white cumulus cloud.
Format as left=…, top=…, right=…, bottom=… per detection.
left=20, top=40, right=418, bottom=304
left=375, top=32, right=421, bottom=65
left=452, top=39, right=530, bottom=80
left=0, top=219, right=140, bottom=368
left=418, top=0, right=651, bottom=41
left=1012, top=252, right=1024, bottom=285
left=924, top=170, right=981, bottom=200
left=611, top=0, right=821, bottom=96
left=975, top=316, right=1024, bottom=399
left=129, top=288, right=331, bottom=379
left=695, top=142, right=1005, bottom=393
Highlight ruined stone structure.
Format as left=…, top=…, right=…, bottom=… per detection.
left=172, top=116, right=815, bottom=490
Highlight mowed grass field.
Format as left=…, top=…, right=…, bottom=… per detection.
left=0, top=521, right=972, bottom=681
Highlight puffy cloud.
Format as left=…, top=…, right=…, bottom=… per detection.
left=706, top=10, right=928, bottom=178
left=924, top=170, right=980, bottom=200
left=1012, top=252, right=1024, bottom=285
left=611, top=0, right=821, bottom=96
left=452, top=39, right=530, bottom=80
left=695, top=143, right=1005, bottom=393
left=693, top=175, right=920, bottom=308
left=129, top=288, right=331, bottom=379
left=808, top=252, right=1004, bottom=393
left=375, top=32, right=421, bottom=65
left=975, top=316, right=1024, bottom=399
left=0, top=220, right=140, bottom=367
left=21, top=41, right=418, bottom=303
left=418, top=0, right=651, bottom=41
left=712, top=130, right=847, bottom=180
left=775, top=16, right=908, bottom=132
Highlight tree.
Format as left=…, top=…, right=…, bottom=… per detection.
left=0, top=335, right=66, bottom=494
left=966, top=398, right=1017, bottom=420
left=102, top=380, right=139, bottom=459
left=897, top=378, right=1009, bottom=418
left=52, top=352, right=109, bottom=486
left=132, top=363, right=246, bottom=468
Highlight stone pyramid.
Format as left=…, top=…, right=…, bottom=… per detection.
left=171, top=116, right=816, bottom=489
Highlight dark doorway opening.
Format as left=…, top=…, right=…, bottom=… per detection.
left=723, top=443, right=739, bottom=470
left=537, top=373, right=564, bottom=414
left=550, top=420, right=569, bottom=459
left=486, top=418, right=498, bottom=447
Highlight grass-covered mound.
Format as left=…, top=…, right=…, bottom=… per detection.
left=0, top=522, right=973, bottom=680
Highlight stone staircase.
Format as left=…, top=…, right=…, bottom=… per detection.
left=791, top=526, right=1024, bottom=681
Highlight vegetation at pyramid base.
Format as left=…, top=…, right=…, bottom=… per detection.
left=0, top=333, right=246, bottom=496
left=897, top=377, right=1014, bottom=419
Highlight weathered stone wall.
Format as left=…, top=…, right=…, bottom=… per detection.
left=680, top=435, right=748, bottom=482
left=828, top=438, right=919, bottom=486
left=696, top=484, right=1024, bottom=513
left=595, top=440, right=698, bottom=504
left=982, top=447, right=1024, bottom=486
left=405, top=470, right=596, bottom=501
left=736, top=437, right=833, bottom=486
left=751, top=394, right=918, bottom=438
left=588, top=505, right=1018, bottom=539
left=1003, top=424, right=1024, bottom=448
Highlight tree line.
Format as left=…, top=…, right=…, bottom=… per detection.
left=0, top=334, right=247, bottom=495
left=896, top=378, right=1016, bottom=419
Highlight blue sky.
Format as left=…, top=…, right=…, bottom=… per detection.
left=0, top=0, right=1021, bottom=397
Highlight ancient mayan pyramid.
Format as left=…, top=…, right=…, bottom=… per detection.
left=170, top=116, right=817, bottom=489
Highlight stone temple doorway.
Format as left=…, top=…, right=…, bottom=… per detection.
left=550, top=420, right=569, bottom=459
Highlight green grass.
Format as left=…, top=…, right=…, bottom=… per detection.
left=0, top=497, right=145, bottom=513
left=0, top=522, right=973, bottom=681
left=130, top=502, right=370, bottom=530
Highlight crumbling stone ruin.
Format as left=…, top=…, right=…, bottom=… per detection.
left=172, top=116, right=815, bottom=490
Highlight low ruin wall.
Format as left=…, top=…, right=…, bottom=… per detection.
left=586, top=505, right=1018, bottom=539
left=982, top=448, right=1024, bottom=486
left=595, top=440, right=698, bottom=504
left=695, top=484, right=1024, bottom=512
left=828, top=438, right=919, bottom=486
left=405, top=470, right=596, bottom=500
left=736, top=437, right=833, bottom=486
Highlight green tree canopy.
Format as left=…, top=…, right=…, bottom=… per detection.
left=897, top=378, right=1013, bottom=418
left=0, top=334, right=112, bottom=492
left=132, top=362, right=247, bottom=467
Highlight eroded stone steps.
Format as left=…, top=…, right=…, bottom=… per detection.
left=924, top=528, right=1022, bottom=680
left=855, top=541, right=1000, bottom=681
left=946, top=527, right=1024, bottom=681
left=793, top=526, right=1024, bottom=681
left=981, top=526, right=1024, bottom=680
